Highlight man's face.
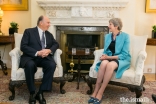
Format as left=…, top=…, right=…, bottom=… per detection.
left=40, top=16, right=50, bottom=31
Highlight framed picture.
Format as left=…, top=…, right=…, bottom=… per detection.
left=0, top=0, right=28, bottom=11
left=145, top=0, right=156, bottom=13
left=85, top=48, right=90, bottom=55
left=72, top=48, right=76, bottom=55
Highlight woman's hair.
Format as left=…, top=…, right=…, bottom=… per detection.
left=109, top=18, right=123, bottom=30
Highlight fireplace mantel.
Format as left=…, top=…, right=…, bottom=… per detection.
left=37, top=0, right=129, bottom=25
left=37, top=0, right=129, bottom=9
left=36, top=0, right=129, bottom=38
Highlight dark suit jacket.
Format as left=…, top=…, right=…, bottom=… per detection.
left=20, top=27, right=59, bottom=68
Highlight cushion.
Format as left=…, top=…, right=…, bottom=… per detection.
left=15, top=66, right=60, bottom=81
left=90, top=66, right=139, bottom=85
left=14, top=33, right=23, bottom=48
left=130, top=35, right=147, bottom=68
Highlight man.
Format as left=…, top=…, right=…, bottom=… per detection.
left=20, top=15, right=59, bottom=104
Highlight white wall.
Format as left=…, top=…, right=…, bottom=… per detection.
left=135, top=0, right=156, bottom=37
left=135, top=0, right=156, bottom=73
left=0, top=0, right=156, bottom=73
left=0, top=1, right=31, bottom=68
left=30, top=0, right=44, bottom=27
left=120, top=0, right=136, bottom=36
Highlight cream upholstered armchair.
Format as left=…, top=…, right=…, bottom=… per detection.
left=8, top=33, right=66, bottom=101
left=87, top=35, right=148, bottom=103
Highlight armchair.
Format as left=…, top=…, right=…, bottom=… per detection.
left=87, top=35, right=148, bottom=104
left=8, top=33, right=66, bottom=100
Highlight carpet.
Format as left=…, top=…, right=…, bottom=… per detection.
left=0, top=73, right=156, bottom=104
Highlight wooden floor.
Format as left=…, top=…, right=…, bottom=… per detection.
left=144, top=73, right=156, bottom=81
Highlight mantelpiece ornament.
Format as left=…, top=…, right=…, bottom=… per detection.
left=36, top=0, right=129, bottom=29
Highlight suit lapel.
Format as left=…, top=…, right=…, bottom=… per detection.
left=33, top=27, right=42, bottom=47
left=105, top=34, right=112, bottom=50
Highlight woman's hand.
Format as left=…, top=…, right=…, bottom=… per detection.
left=100, top=54, right=107, bottom=60
left=100, top=54, right=112, bottom=60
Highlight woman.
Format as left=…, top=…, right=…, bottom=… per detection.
left=88, top=18, right=131, bottom=104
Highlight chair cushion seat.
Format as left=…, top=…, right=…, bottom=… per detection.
left=89, top=66, right=140, bottom=86
left=14, top=66, right=61, bottom=81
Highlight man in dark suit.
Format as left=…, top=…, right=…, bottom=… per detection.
left=20, top=15, right=59, bottom=104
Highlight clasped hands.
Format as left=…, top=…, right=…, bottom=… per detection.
left=100, top=54, right=112, bottom=60
left=37, top=49, right=51, bottom=58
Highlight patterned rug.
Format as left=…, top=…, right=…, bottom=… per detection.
left=0, top=73, right=156, bottom=104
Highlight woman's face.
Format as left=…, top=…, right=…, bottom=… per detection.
left=108, top=22, right=118, bottom=32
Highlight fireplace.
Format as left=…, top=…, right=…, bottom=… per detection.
left=36, top=0, right=129, bottom=71
left=56, top=26, right=108, bottom=71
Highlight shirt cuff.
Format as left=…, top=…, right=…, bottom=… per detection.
left=50, top=52, right=53, bottom=55
left=35, top=51, right=38, bottom=56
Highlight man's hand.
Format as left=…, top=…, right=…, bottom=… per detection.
left=37, top=49, right=52, bottom=58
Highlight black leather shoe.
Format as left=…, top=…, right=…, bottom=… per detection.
left=152, top=94, right=156, bottom=103
left=35, top=93, right=46, bottom=104
left=29, top=94, right=36, bottom=104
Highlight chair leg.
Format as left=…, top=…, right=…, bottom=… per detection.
left=86, top=77, right=94, bottom=94
left=128, top=76, right=145, bottom=104
left=135, top=76, right=146, bottom=104
left=9, top=80, right=24, bottom=100
left=135, top=86, right=143, bottom=104
left=9, top=80, right=15, bottom=100
left=0, top=60, right=8, bottom=75
left=53, top=77, right=66, bottom=94
left=60, top=78, right=66, bottom=94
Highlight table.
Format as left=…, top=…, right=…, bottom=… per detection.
left=0, top=35, right=15, bottom=75
left=67, top=50, right=93, bottom=89
left=146, top=38, right=156, bottom=79
left=0, top=36, right=15, bottom=49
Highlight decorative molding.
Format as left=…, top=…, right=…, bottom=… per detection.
left=37, top=0, right=129, bottom=10
left=36, top=0, right=129, bottom=34
left=42, top=7, right=71, bottom=10
left=37, top=0, right=129, bottom=19
left=71, top=7, right=93, bottom=17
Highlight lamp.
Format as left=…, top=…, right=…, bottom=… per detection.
left=0, top=8, right=4, bottom=35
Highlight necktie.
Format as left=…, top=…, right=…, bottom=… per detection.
left=41, top=32, right=45, bottom=49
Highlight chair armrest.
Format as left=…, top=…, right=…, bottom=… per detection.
left=90, top=49, right=103, bottom=69
left=53, top=49, right=63, bottom=74
left=134, top=50, right=147, bottom=84
left=53, top=49, right=62, bottom=66
left=89, top=49, right=103, bottom=78
left=9, top=47, right=22, bottom=80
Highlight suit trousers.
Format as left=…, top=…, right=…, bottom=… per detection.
left=24, top=57, right=56, bottom=93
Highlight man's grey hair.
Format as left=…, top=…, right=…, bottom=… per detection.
left=37, top=15, right=44, bottom=26
left=109, top=18, right=123, bottom=30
